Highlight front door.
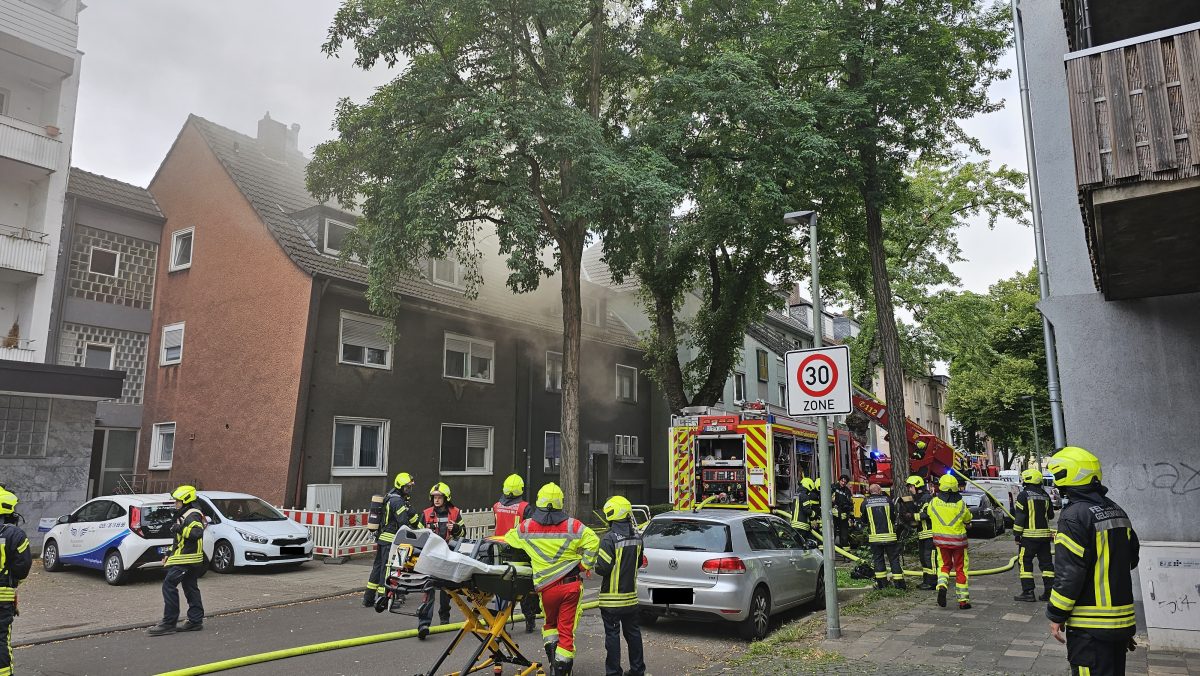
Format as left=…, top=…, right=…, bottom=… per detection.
left=91, top=429, right=138, bottom=497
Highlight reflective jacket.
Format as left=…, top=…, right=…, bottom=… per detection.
left=928, top=492, right=970, bottom=548
left=1047, top=485, right=1139, bottom=640
left=378, top=490, right=421, bottom=543
left=833, top=485, right=853, bottom=521
left=1013, top=486, right=1055, bottom=540
left=492, top=496, right=532, bottom=537
left=802, top=489, right=821, bottom=526
left=862, top=494, right=897, bottom=543
left=895, top=492, right=921, bottom=532
left=166, top=507, right=205, bottom=566
left=790, top=499, right=812, bottom=533
left=422, top=505, right=464, bottom=542
left=595, top=520, right=642, bottom=609
left=0, top=522, right=32, bottom=603
left=916, top=492, right=934, bottom=540
left=504, top=508, right=600, bottom=590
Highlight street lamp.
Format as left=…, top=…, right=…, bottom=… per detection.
left=1020, top=395, right=1042, bottom=472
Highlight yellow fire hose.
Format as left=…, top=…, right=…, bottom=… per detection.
left=155, top=602, right=600, bottom=676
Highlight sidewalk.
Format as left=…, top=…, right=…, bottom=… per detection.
left=14, top=557, right=370, bottom=646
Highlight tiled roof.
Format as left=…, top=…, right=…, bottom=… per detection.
left=581, top=244, right=640, bottom=292
left=187, top=115, right=638, bottom=349
left=68, top=168, right=163, bottom=220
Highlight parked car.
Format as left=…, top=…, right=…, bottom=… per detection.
left=41, top=494, right=178, bottom=585
left=1042, top=473, right=1063, bottom=509
left=961, top=490, right=1006, bottom=538
left=968, top=479, right=1020, bottom=527
left=637, top=510, right=823, bottom=641
left=196, top=491, right=313, bottom=573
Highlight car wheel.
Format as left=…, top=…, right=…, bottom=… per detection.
left=739, top=586, right=771, bottom=641
left=211, top=541, right=236, bottom=574
left=42, top=539, right=64, bottom=572
left=639, top=610, right=659, bottom=626
left=104, top=550, right=127, bottom=586
left=985, top=521, right=998, bottom=539
left=811, top=568, right=826, bottom=610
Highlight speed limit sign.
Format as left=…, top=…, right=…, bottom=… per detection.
left=786, top=345, right=852, bottom=417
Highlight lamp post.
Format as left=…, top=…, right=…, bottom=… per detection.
left=783, top=209, right=840, bottom=639
left=1021, top=395, right=1042, bottom=471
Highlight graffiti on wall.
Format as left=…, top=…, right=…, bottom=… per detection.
left=1106, top=462, right=1200, bottom=496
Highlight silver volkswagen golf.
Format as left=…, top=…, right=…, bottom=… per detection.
left=636, top=510, right=824, bottom=640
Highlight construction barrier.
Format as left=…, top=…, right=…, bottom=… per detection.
left=282, top=507, right=497, bottom=559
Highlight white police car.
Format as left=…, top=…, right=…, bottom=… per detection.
left=41, top=494, right=180, bottom=585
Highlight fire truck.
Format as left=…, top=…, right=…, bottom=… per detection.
left=849, top=386, right=967, bottom=486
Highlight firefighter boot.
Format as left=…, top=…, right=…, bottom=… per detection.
left=1040, top=588, right=1051, bottom=602
left=553, top=658, right=573, bottom=676
left=937, top=587, right=947, bottom=608
left=958, top=601, right=972, bottom=610
left=526, top=617, right=537, bottom=634
left=1013, top=589, right=1037, bottom=603
left=893, top=578, right=907, bottom=590
left=544, top=643, right=557, bottom=669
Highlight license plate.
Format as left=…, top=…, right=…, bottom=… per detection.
left=280, top=546, right=304, bottom=556
left=157, top=546, right=169, bottom=556
left=651, top=587, right=693, bottom=605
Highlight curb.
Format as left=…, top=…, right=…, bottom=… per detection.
left=14, top=588, right=360, bottom=648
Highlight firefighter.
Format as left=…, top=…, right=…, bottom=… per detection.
left=789, top=482, right=813, bottom=540
left=0, top=488, right=32, bottom=676
left=894, top=475, right=922, bottom=540
left=364, top=471, right=421, bottom=608
left=863, top=484, right=905, bottom=589
left=504, top=483, right=600, bottom=676
left=596, top=496, right=645, bottom=676
left=929, top=474, right=972, bottom=609
left=417, top=482, right=464, bottom=638
left=494, top=473, right=539, bottom=633
left=910, top=476, right=938, bottom=590
left=802, top=477, right=821, bottom=533
left=1046, top=447, right=1139, bottom=676
left=149, top=485, right=206, bottom=636
left=1013, top=467, right=1056, bottom=602
left=833, top=475, right=854, bottom=548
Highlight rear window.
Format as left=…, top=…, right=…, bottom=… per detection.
left=643, top=518, right=731, bottom=553
left=962, top=494, right=983, bottom=507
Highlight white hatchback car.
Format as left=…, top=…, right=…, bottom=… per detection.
left=41, top=494, right=179, bottom=585
left=196, top=492, right=313, bottom=573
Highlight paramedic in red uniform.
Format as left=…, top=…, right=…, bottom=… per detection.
left=493, top=473, right=539, bottom=633
left=417, top=482, right=464, bottom=638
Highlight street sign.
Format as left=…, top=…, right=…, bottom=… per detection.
left=786, top=345, right=852, bottom=417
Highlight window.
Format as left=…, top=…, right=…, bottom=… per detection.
left=332, top=417, right=388, bottom=475
left=324, top=219, right=355, bottom=256
left=167, top=227, right=194, bottom=271
left=149, top=422, right=175, bottom=469
left=431, top=258, right=465, bottom=289
left=743, top=518, right=784, bottom=550
left=440, top=424, right=493, bottom=474
left=546, top=351, right=563, bottom=391
left=544, top=431, right=561, bottom=471
left=84, top=344, right=114, bottom=369
left=339, top=311, right=391, bottom=369
left=583, top=297, right=602, bottom=326
left=0, top=396, right=50, bottom=458
left=615, top=435, right=639, bottom=458
left=89, top=247, right=119, bottom=277
left=0, top=88, right=7, bottom=115
left=733, top=372, right=746, bottom=402
left=778, top=383, right=788, bottom=408
left=616, top=364, right=637, bottom=402
left=74, top=500, right=117, bottom=523
left=756, top=349, right=769, bottom=382
left=444, top=333, right=494, bottom=382
left=161, top=322, right=184, bottom=365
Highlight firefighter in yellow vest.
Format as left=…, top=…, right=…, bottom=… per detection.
left=1013, top=467, right=1056, bottom=602
left=149, top=485, right=206, bottom=635
left=1046, top=447, right=1139, bottom=676
left=0, top=488, right=32, bottom=676
left=504, top=483, right=600, bottom=676
left=596, top=496, right=645, bottom=676
left=863, top=484, right=905, bottom=589
left=929, top=474, right=972, bottom=609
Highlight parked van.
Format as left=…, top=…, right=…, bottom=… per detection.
left=997, top=469, right=1020, bottom=483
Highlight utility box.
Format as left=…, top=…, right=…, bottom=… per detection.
left=305, top=484, right=342, bottom=512
left=1139, top=541, right=1200, bottom=651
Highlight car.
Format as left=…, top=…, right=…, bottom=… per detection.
left=968, top=479, right=1020, bottom=527
left=41, top=494, right=178, bottom=585
left=961, top=490, right=1006, bottom=538
left=196, top=491, right=313, bottom=573
left=637, top=510, right=823, bottom=641
left=1042, top=473, right=1063, bottom=509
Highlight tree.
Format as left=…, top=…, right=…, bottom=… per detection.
left=307, top=0, right=676, bottom=515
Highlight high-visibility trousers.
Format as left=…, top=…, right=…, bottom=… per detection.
left=936, top=545, right=969, bottom=602
left=540, top=577, right=583, bottom=663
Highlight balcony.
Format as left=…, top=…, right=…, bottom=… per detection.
left=0, top=116, right=62, bottom=174
left=0, top=0, right=79, bottom=74
left=0, top=340, right=36, bottom=363
left=1065, top=22, right=1200, bottom=300
left=0, top=224, right=49, bottom=277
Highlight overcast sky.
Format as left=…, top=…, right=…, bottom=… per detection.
left=73, top=1, right=1035, bottom=295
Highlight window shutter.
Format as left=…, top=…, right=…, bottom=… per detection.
left=631, top=437, right=638, bottom=456
left=466, top=426, right=490, bottom=448
left=445, top=335, right=471, bottom=355
left=164, top=328, right=184, bottom=350
left=342, top=315, right=390, bottom=351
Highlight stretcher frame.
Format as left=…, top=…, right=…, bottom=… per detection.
left=419, top=581, right=543, bottom=676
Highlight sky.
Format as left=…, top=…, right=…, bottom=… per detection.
left=72, top=1, right=1036, bottom=295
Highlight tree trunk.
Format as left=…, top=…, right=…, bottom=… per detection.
left=558, top=235, right=585, bottom=517
left=649, top=286, right=690, bottom=413
left=863, top=194, right=911, bottom=485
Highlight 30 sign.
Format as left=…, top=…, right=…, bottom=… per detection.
left=786, top=345, right=852, bottom=417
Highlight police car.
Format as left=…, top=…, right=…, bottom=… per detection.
left=41, top=494, right=180, bottom=585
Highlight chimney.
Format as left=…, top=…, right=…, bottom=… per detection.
left=257, top=112, right=288, bottom=160
left=287, top=123, right=301, bottom=155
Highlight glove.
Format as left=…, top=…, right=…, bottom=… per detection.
left=1014, top=535, right=1022, bottom=547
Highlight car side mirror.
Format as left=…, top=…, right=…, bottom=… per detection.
left=57, top=514, right=71, bottom=524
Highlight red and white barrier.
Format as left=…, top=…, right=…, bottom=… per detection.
left=282, top=507, right=497, bottom=559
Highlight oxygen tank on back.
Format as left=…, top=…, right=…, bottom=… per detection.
left=367, top=494, right=384, bottom=532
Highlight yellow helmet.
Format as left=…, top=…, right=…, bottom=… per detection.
left=1048, top=446, right=1102, bottom=487
left=916, top=440, right=927, bottom=450
left=906, top=475, right=925, bottom=489
left=0, top=488, right=17, bottom=515
left=394, top=472, right=414, bottom=490
left=536, top=482, right=564, bottom=510
left=800, top=477, right=816, bottom=491
left=1020, top=468, right=1044, bottom=485
left=503, top=474, right=525, bottom=497
left=938, top=474, right=960, bottom=492
left=171, top=485, right=197, bottom=504
left=430, top=482, right=451, bottom=501
left=603, top=496, right=632, bottom=522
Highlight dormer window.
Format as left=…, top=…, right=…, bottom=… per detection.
left=583, top=297, right=602, bottom=326
left=431, top=258, right=464, bottom=289
left=324, top=219, right=355, bottom=256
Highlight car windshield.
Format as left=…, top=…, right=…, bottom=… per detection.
left=211, top=498, right=286, bottom=522
left=961, top=493, right=984, bottom=507
left=642, top=518, right=730, bottom=552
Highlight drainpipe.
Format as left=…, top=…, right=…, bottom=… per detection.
left=1012, top=0, right=1067, bottom=449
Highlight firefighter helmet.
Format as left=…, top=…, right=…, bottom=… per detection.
left=0, top=488, right=17, bottom=515
left=171, top=485, right=197, bottom=504
left=394, top=472, right=414, bottom=490
left=603, top=496, right=632, bottom=522
left=906, top=475, right=925, bottom=489
left=938, top=474, right=960, bottom=492
left=1020, top=468, right=1044, bottom=485
left=503, top=474, right=525, bottom=497
left=536, top=483, right=564, bottom=510
left=801, top=477, right=815, bottom=491
left=430, top=482, right=451, bottom=501
left=1048, top=447, right=1102, bottom=487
